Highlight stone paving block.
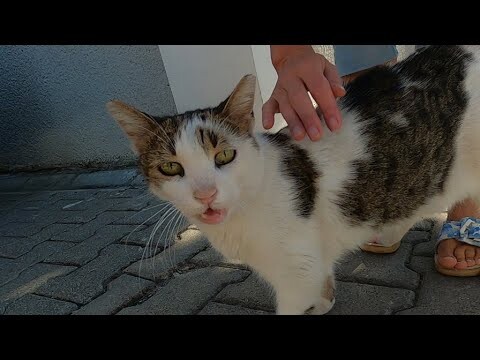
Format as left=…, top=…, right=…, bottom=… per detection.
left=413, top=238, right=436, bottom=257
left=52, top=199, right=95, bottom=211
left=36, top=244, right=144, bottom=304
left=94, top=189, right=140, bottom=199
left=21, top=192, right=55, bottom=202
left=0, top=222, right=49, bottom=237
left=190, top=247, right=226, bottom=266
left=73, top=275, right=154, bottom=315
left=111, top=203, right=177, bottom=225
left=0, top=201, right=17, bottom=212
left=17, top=200, right=51, bottom=211
left=118, top=267, right=249, bottom=315
left=4, top=294, right=78, bottom=315
left=51, top=211, right=134, bottom=242
left=413, top=219, right=444, bottom=257
left=45, top=189, right=99, bottom=201
left=401, top=231, right=431, bottom=245
left=46, top=225, right=145, bottom=266
left=22, top=174, right=78, bottom=191
left=0, top=236, right=47, bottom=259
left=124, top=229, right=209, bottom=280
left=34, top=223, right=82, bottom=243
left=56, top=197, right=141, bottom=213
left=0, top=210, right=41, bottom=225
left=398, top=256, right=480, bottom=314
left=71, top=169, right=138, bottom=189
left=111, top=188, right=150, bottom=198
left=55, top=209, right=104, bottom=224
left=190, top=247, right=246, bottom=268
left=0, top=192, right=32, bottom=202
left=0, top=209, right=71, bottom=226
left=0, top=241, right=74, bottom=286
left=215, top=273, right=274, bottom=311
left=410, top=219, right=434, bottom=232
left=105, top=196, right=155, bottom=212
left=199, top=302, right=272, bottom=315
left=0, top=263, right=77, bottom=306
left=0, top=175, right=29, bottom=192
left=335, top=243, right=420, bottom=290
left=120, top=224, right=162, bottom=248
left=327, top=281, right=416, bottom=315
left=131, top=174, right=147, bottom=187
left=0, top=257, right=14, bottom=284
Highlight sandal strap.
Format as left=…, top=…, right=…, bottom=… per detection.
left=438, top=217, right=480, bottom=248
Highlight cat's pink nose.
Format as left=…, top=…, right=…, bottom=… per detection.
left=194, top=188, right=217, bottom=205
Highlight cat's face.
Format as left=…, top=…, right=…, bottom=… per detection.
left=107, top=75, right=262, bottom=226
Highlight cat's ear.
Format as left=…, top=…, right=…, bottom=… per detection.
left=217, top=74, right=256, bottom=133
left=106, top=100, right=155, bottom=154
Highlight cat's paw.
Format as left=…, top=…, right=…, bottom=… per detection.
left=304, top=298, right=335, bottom=315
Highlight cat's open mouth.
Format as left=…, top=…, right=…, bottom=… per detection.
left=199, top=208, right=227, bottom=225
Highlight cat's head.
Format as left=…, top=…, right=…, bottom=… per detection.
left=107, top=74, right=262, bottom=226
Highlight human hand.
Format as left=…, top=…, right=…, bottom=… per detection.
left=262, top=45, right=346, bottom=141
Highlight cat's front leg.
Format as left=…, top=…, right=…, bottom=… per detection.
left=274, top=272, right=336, bottom=315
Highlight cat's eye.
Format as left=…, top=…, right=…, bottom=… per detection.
left=215, top=149, right=236, bottom=167
left=159, top=162, right=184, bottom=177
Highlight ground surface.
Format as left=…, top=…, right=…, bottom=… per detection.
left=0, top=169, right=476, bottom=315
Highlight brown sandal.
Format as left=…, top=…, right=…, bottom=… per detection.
left=360, top=241, right=401, bottom=254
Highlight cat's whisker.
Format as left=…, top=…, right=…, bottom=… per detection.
left=122, top=206, right=168, bottom=247
left=139, top=206, right=177, bottom=278
left=147, top=206, right=177, bottom=259
left=169, top=213, right=187, bottom=266
left=153, top=208, right=180, bottom=274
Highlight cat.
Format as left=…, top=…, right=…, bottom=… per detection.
left=107, top=45, right=480, bottom=315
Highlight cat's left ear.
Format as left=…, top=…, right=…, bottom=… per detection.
left=217, top=74, right=256, bottom=133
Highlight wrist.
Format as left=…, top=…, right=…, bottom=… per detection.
left=270, top=45, right=314, bottom=70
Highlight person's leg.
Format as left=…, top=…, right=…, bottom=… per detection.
left=437, top=199, right=480, bottom=272
left=333, top=45, right=398, bottom=80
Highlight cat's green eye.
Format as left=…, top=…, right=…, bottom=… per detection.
left=159, top=162, right=184, bottom=177
left=215, top=149, right=236, bottom=167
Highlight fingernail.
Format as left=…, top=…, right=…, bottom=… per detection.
left=329, top=117, right=340, bottom=131
left=308, top=126, right=320, bottom=140
left=292, top=127, right=304, bottom=139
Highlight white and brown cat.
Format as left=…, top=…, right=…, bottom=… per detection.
left=107, top=46, right=480, bottom=314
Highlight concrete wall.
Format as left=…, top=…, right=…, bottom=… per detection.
left=0, top=45, right=176, bottom=172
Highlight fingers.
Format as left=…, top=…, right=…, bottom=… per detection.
left=303, top=70, right=343, bottom=133
left=262, top=91, right=307, bottom=140
left=262, top=97, right=278, bottom=130
left=324, top=60, right=346, bottom=99
left=263, top=49, right=345, bottom=140
left=286, top=79, right=323, bottom=141
left=276, top=90, right=306, bottom=141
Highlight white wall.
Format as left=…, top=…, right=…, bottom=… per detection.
left=159, top=45, right=419, bottom=136
left=159, top=45, right=265, bottom=132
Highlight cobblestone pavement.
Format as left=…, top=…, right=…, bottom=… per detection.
left=1, top=183, right=477, bottom=315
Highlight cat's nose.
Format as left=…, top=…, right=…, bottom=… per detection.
left=194, top=188, right=217, bottom=205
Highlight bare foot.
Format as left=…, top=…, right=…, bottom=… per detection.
left=437, top=199, right=480, bottom=270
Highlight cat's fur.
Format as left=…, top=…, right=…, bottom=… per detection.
left=107, top=45, right=480, bottom=314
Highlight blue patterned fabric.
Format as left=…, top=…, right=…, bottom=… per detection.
left=438, top=217, right=480, bottom=247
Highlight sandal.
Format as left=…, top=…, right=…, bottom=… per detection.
left=360, top=235, right=401, bottom=254
left=435, top=217, right=480, bottom=277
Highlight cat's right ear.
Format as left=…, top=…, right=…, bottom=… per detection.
left=106, top=100, right=154, bottom=154
left=216, top=74, right=256, bottom=134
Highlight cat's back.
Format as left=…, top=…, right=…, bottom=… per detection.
left=330, top=45, right=480, bottom=227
